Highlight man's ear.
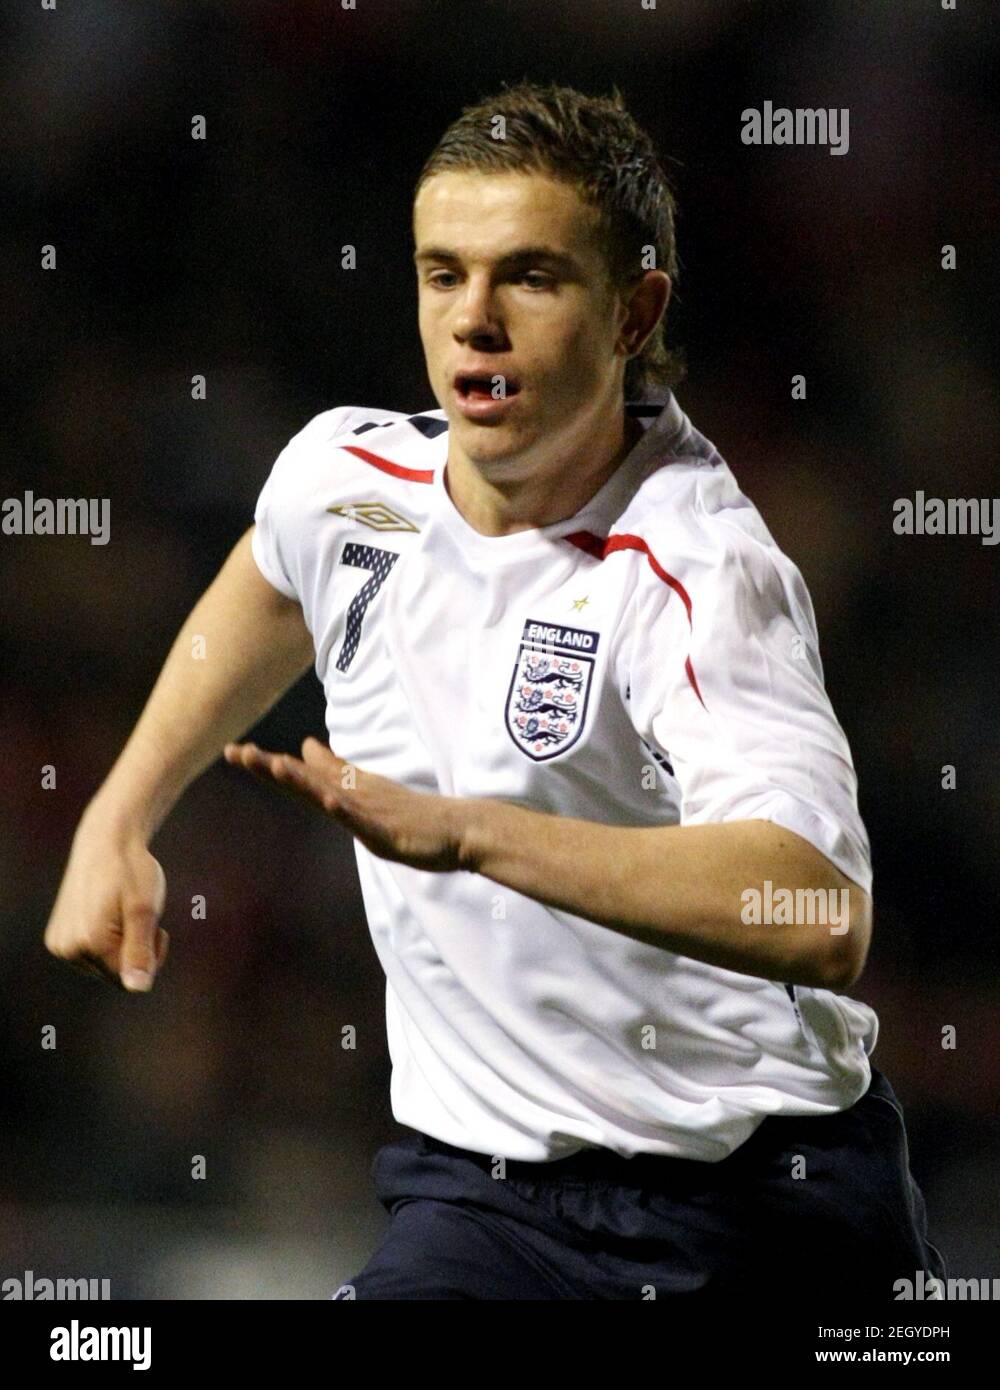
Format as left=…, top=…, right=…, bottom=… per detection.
left=617, top=271, right=671, bottom=357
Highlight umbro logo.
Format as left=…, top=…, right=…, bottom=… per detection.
left=327, top=500, right=420, bottom=533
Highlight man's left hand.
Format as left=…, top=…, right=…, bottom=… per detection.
left=224, top=736, right=469, bottom=872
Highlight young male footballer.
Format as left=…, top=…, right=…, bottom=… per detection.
left=45, top=83, right=946, bottom=1302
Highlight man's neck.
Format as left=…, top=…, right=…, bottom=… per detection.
left=444, top=410, right=644, bottom=539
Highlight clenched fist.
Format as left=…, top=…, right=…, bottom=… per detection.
left=44, top=822, right=170, bottom=992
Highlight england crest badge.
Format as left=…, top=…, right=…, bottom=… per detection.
left=504, top=618, right=600, bottom=761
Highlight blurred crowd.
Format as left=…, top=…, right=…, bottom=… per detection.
left=2, top=0, right=997, bottom=1296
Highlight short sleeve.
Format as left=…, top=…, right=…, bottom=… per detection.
left=625, top=524, right=873, bottom=896
left=250, top=405, right=361, bottom=602
left=251, top=446, right=299, bottom=600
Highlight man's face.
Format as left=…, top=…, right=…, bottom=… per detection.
left=413, top=170, right=630, bottom=474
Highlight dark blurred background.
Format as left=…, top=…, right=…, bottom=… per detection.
left=2, top=0, right=997, bottom=1298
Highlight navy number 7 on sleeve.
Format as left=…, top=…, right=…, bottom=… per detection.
left=335, top=542, right=400, bottom=672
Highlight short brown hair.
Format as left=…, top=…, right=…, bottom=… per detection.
left=414, top=80, right=685, bottom=401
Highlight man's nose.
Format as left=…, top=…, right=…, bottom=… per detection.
left=452, top=277, right=503, bottom=342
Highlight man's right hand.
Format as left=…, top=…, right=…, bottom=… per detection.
left=44, top=822, right=169, bottom=992
left=40, top=526, right=314, bottom=994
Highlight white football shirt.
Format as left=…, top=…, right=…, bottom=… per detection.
left=251, top=391, right=878, bottom=1162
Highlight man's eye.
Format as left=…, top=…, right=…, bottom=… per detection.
left=424, top=269, right=553, bottom=290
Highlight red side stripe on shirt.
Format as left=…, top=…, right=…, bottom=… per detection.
left=340, top=445, right=435, bottom=483
left=564, top=529, right=707, bottom=711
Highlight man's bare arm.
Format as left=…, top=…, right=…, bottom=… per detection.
left=457, top=804, right=873, bottom=990
left=222, top=739, right=873, bottom=991
left=44, top=527, right=313, bottom=991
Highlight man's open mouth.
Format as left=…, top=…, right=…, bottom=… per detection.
left=454, top=373, right=522, bottom=400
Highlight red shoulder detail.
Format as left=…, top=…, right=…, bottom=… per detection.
left=563, top=529, right=707, bottom=711
left=340, top=445, right=434, bottom=483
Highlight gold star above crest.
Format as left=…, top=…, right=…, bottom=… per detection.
left=570, top=595, right=590, bottom=611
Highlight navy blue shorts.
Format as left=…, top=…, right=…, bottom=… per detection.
left=333, top=1066, right=947, bottom=1301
